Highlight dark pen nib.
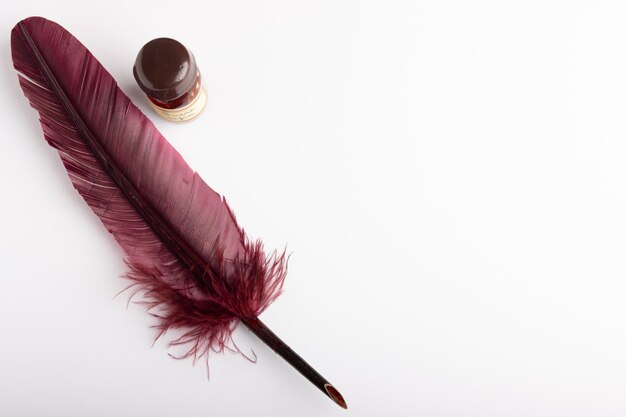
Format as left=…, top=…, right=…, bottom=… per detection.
left=324, top=384, right=348, bottom=409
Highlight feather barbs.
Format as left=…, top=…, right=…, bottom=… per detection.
left=11, top=16, right=286, bottom=359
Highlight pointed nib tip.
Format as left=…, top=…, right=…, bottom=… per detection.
left=324, top=384, right=348, bottom=409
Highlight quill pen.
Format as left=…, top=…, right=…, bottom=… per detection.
left=11, top=16, right=346, bottom=409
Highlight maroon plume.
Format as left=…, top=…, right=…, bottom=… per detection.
left=11, top=16, right=286, bottom=359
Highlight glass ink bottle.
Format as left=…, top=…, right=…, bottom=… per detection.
left=133, top=38, right=208, bottom=122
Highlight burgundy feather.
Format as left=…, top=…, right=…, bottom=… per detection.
left=11, top=16, right=286, bottom=359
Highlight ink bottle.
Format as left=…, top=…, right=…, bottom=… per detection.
left=133, top=38, right=208, bottom=122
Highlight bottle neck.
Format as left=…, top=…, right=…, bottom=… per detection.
left=148, top=73, right=202, bottom=110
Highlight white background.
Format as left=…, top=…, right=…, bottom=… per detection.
left=2, top=1, right=626, bottom=416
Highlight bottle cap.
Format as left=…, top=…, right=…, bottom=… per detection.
left=133, top=38, right=198, bottom=102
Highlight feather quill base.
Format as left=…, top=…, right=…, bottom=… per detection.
left=125, top=241, right=287, bottom=359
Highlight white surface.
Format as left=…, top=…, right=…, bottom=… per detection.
left=2, top=1, right=626, bottom=416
